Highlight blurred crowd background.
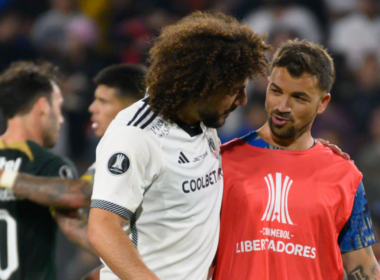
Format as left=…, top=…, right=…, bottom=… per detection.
left=0, top=0, right=380, bottom=278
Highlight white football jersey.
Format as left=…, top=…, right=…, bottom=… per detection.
left=91, top=98, right=223, bottom=280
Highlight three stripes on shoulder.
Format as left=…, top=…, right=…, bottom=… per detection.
left=127, top=98, right=157, bottom=129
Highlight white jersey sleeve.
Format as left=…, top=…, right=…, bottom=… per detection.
left=91, top=123, right=163, bottom=219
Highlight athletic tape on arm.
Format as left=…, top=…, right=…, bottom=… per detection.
left=0, top=171, right=18, bottom=189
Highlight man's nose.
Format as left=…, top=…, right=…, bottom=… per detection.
left=89, top=102, right=96, bottom=113
left=234, top=90, right=247, bottom=107
left=277, top=96, right=292, bottom=113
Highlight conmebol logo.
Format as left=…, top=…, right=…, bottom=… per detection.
left=261, top=173, right=294, bottom=225
left=112, top=154, right=125, bottom=171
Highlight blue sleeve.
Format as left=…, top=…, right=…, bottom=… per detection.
left=338, top=182, right=377, bottom=253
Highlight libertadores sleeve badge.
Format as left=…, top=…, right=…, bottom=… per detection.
left=107, top=153, right=130, bottom=175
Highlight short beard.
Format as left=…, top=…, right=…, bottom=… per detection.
left=202, top=115, right=225, bottom=128
left=198, top=104, right=237, bottom=128
left=42, top=110, right=58, bottom=148
left=197, top=108, right=224, bottom=128
left=268, top=117, right=296, bottom=139
left=43, top=136, right=55, bottom=148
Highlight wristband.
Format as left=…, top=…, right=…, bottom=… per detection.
left=0, top=170, right=18, bottom=189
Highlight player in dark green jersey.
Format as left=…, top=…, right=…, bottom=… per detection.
left=0, top=63, right=147, bottom=280
left=0, top=61, right=78, bottom=280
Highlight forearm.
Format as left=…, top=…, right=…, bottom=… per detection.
left=346, top=263, right=380, bottom=280
left=11, top=174, right=92, bottom=209
left=344, top=246, right=380, bottom=280
left=54, top=209, right=97, bottom=256
left=347, top=265, right=380, bottom=280
left=88, top=209, right=159, bottom=280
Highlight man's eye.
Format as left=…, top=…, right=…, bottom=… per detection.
left=295, top=96, right=306, bottom=101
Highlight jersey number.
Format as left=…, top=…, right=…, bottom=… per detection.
left=0, top=210, right=18, bottom=280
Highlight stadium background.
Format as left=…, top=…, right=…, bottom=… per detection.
left=0, top=0, right=379, bottom=278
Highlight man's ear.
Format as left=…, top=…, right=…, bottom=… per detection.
left=317, top=93, right=331, bottom=114
left=35, top=96, right=50, bottom=116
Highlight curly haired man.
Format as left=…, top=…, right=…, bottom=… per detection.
left=88, top=11, right=269, bottom=280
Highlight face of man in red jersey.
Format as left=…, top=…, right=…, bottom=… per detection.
left=265, top=67, right=330, bottom=140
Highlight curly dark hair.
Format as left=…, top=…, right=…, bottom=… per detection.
left=146, top=11, right=270, bottom=121
left=0, top=61, right=61, bottom=120
left=271, top=39, right=335, bottom=93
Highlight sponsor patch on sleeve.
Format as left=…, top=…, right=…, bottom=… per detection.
left=107, top=153, right=130, bottom=175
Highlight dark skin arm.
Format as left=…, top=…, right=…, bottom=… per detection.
left=52, top=208, right=97, bottom=256
left=343, top=246, right=380, bottom=280
left=0, top=169, right=92, bottom=209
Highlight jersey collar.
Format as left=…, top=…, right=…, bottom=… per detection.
left=145, top=95, right=203, bottom=137
left=175, top=120, right=203, bottom=137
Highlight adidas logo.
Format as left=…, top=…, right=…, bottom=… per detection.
left=178, top=151, right=190, bottom=164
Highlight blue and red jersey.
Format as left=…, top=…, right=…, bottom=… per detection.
left=213, top=131, right=376, bottom=280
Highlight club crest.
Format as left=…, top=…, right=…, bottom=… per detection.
left=208, top=138, right=219, bottom=158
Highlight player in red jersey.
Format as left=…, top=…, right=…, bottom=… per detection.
left=214, top=39, right=379, bottom=280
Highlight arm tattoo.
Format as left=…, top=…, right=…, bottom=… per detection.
left=348, top=264, right=380, bottom=280
left=12, top=175, right=92, bottom=209
left=348, top=266, right=369, bottom=280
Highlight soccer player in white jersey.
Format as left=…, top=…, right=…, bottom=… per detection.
left=88, top=11, right=269, bottom=280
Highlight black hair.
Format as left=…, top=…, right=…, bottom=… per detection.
left=271, top=39, right=335, bottom=93
left=93, top=64, right=148, bottom=100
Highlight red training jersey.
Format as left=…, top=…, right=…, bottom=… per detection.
left=213, top=140, right=362, bottom=280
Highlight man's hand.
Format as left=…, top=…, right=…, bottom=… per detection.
left=317, top=138, right=351, bottom=160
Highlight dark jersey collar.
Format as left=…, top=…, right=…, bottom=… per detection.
left=175, top=119, right=203, bottom=137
